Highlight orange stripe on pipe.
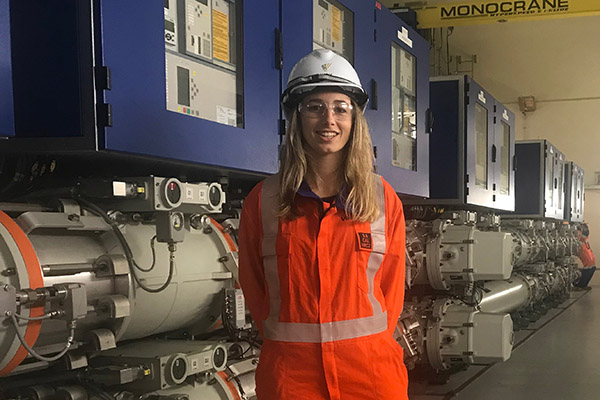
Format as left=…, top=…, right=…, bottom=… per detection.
left=209, top=218, right=240, bottom=288
left=206, top=318, right=224, bottom=333
left=0, top=211, right=44, bottom=376
left=209, top=217, right=238, bottom=252
left=217, top=371, right=242, bottom=400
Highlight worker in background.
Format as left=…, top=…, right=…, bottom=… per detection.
left=574, top=223, right=596, bottom=290
left=238, top=49, right=408, bottom=399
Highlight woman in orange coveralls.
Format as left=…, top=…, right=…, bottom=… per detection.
left=239, top=49, right=408, bottom=400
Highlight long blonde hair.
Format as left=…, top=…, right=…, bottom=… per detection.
left=278, top=102, right=379, bottom=222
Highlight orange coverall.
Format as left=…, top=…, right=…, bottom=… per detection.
left=239, top=174, right=408, bottom=400
left=580, top=239, right=596, bottom=268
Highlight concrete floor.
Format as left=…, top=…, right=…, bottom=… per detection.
left=410, top=274, right=599, bottom=400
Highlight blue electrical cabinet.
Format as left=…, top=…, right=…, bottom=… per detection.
left=564, top=161, right=584, bottom=222
left=0, top=0, right=15, bottom=137
left=1, top=0, right=281, bottom=175
left=512, top=140, right=566, bottom=220
left=369, top=5, right=429, bottom=197
left=415, top=75, right=515, bottom=210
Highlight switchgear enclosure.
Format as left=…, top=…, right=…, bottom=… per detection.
left=0, top=0, right=280, bottom=175
left=408, top=75, right=515, bottom=210
left=512, top=140, right=566, bottom=219
left=369, top=6, right=430, bottom=198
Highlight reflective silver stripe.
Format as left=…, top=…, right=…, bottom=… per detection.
left=367, top=176, right=386, bottom=315
left=261, top=175, right=281, bottom=322
left=263, top=311, right=388, bottom=343
left=260, top=174, right=388, bottom=343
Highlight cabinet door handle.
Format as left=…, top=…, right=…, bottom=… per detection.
left=370, top=79, right=378, bottom=110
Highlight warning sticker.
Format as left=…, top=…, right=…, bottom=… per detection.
left=212, top=9, right=229, bottom=63
left=331, top=5, right=341, bottom=43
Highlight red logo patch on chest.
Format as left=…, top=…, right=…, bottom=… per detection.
left=358, top=232, right=372, bottom=250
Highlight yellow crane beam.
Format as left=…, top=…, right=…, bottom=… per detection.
left=406, top=0, right=600, bottom=28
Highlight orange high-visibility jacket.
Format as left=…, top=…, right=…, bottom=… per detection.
left=239, top=174, right=408, bottom=400
left=580, top=239, right=596, bottom=268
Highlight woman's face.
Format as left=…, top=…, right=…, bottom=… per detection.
left=298, top=92, right=354, bottom=159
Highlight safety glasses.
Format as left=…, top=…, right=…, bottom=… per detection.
left=297, top=101, right=354, bottom=120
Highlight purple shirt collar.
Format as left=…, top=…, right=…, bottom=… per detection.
left=297, top=180, right=348, bottom=210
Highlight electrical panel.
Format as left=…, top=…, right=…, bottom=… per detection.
left=408, top=75, right=515, bottom=210
left=0, top=0, right=280, bottom=175
left=512, top=139, right=566, bottom=219
left=312, top=0, right=354, bottom=61
left=281, top=0, right=366, bottom=87
left=369, top=6, right=430, bottom=197
left=564, top=161, right=584, bottom=222
left=165, top=0, right=240, bottom=127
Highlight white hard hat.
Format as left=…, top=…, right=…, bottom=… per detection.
left=281, top=49, right=368, bottom=114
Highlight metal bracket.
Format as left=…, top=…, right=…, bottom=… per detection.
left=16, top=212, right=111, bottom=235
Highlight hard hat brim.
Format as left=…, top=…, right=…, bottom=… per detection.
left=281, top=81, right=369, bottom=113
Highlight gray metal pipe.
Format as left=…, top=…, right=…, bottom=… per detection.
left=478, top=275, right=531, bottom=313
